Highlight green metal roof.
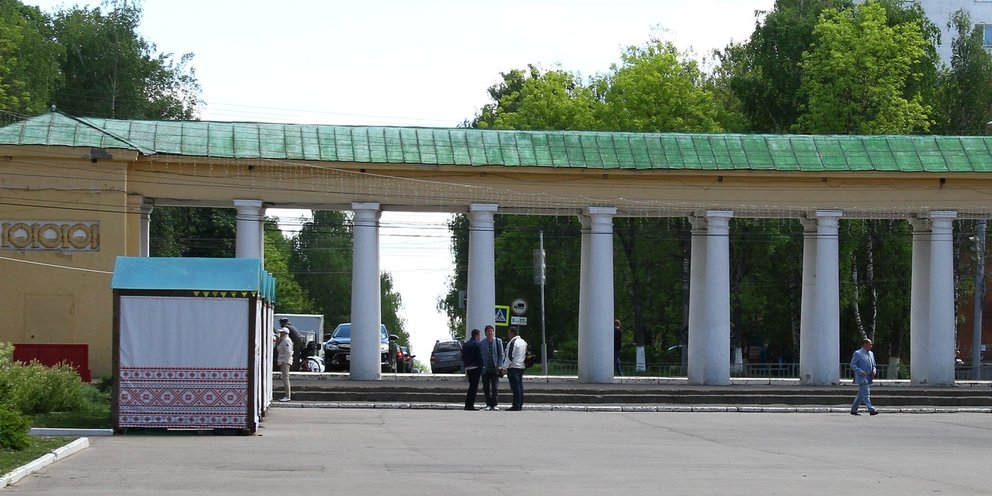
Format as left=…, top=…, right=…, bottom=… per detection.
left=2, top=111, right=991, bottom=173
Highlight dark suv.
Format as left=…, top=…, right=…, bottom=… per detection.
left=430, top=339, right=464, bottom=374
left=323, top=323, right=390, bottom=371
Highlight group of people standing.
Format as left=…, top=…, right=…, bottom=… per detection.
left=462, top=325, right=528, bottom=411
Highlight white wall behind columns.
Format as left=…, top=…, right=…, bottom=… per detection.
left=350, top=202, right=382, bottom=381
left=928, top=211, right=957, bottom=385
left=577, top=207, right=616, bottom=384
left=234, top=199, right=264, bottom=259
left=466, top=204, right=498, bottom=337
left=909, top=216, right=932, bottom=384
left=808, top=210, right=842, bottom=385
left=688, top=210, right=733, bottom=385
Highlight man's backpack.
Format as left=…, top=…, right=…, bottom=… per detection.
left=524, top=352, right=537, bottom=368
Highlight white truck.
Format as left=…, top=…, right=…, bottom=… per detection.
left=273, top=313, right=324, bottom=344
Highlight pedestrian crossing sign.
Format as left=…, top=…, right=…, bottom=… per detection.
left=495, top=305, right=510, bottom=327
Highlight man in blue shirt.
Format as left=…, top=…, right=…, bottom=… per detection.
left=850, top=338, right=878, bottom=416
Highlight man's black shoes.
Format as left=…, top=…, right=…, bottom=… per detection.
left=850, top=411, right=860, bottom=416
left=869, top=409, right=879, bottom=416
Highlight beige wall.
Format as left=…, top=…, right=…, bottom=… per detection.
left=0, top=154, right=133, bottom=379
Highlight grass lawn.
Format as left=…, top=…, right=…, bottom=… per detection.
left=0, top=436, right=76, bottom=478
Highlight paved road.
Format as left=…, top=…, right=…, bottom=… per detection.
left=6, top=409, right=991, bottom=495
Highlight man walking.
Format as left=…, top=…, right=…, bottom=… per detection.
left=461, top=329, right=484, bottom=411
left=479, top=324, right=504, bottom=411
left=503, top=327, right=528, bottom=411
left=850, top=338, right=878, bottom=416
left=276, top=327, right=293, bottom=402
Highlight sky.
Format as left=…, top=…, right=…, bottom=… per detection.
left=29, top=0, right=774, bottom=364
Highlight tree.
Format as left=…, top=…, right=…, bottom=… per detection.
left=472, top=65, right=600, bottom=131
left=725, top=0, right=853, bottom=133
left=264, top=222, right=311, bottom=314
left=933, top=9, right=992, bottom=135
left=50, top=0, right=200, bottom=119
left=795, top=1, right=932, bottom=134
left=598, top=40, right=723, bottom=132
left=150, top=206, right=236, bottom=258
left=0, top=0, right=62, bottom=115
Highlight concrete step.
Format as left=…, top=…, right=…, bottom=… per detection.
left=286, top=376, right=992, bottom=407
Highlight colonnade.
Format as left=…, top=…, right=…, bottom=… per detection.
left=137, top=199, right=961, bottom=385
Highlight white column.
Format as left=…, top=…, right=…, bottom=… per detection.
left=798, top=218, right=817, bottom=383
left=578, top=216, right=592, bottom=361
left=909, top=216, right=931, bottom=384
left=928, top=211, right=957, bottom=385
left=139, top=199, right=153, bottom=257
left=688, top=210, right=733, bottom=385
left=809, top=210, right=842, bottom=385
left=687, top=215, right=708, bottom=383
left=578, top=207, right=616, bottom=383
left=350, top=203, right=382, bottom=381
left=466, top=204, right=498, bottom=337
left=234, top=199, right=264, bottom=259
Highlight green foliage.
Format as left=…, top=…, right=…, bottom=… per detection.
left=0, top=361, right=87, bottom=415
left=726, top=0, right=852, bottom=133
left=264, top=220, right=312, bottom=313
left=598, top=41, right=723, bottom=132
left=0, top=0, right=63, bottom=114
left=380, top=273, right=408, bottom=345
left=933, top=9, right=992, bottom=135
left=291, top=210, right=353, bottom=329
left=473, top=65, right=600, bottom=131
left=0, top=404, right=30, bottom=450
left=50, top=0, right=200, bottom=119
left=0, top=435, right=72, bottom=471
left=796, top=1, right=932, bottom=134
left=150, top=206, right=236, bottom=257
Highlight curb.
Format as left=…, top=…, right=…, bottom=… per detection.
left=0, top=437, right=89, bottom=489
left=29, top=428, right=113, bottom=437
left=269, top=402, right=992, bottom=414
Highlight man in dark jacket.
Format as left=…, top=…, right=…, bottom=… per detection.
left=461, top=328, right=484, bottom=411
left=279, top=317, right=306, bottom=371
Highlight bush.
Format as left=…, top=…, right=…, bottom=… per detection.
left=0, top=342, right=88, bottom=415
left=0, top=404, right=31, bottom=450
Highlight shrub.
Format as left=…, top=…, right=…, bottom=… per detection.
left=0, top=404, right=31, bottom=450
left=0, top=342, right=88, bottom=415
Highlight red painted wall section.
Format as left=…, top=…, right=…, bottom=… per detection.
left=12, top=344, right=92, bottom=382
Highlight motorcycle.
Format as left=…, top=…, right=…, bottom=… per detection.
left=300, top=340, right=324, bottom=372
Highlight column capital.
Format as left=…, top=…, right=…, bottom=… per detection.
left=351, top=202, right=381, bottom=212
left=584, top=206, right=617, bottom=217
left=909, top=215, right=931, bottom=232
left=233, top=199, right=264, bottom=209
left=928, top=210, right=958, bottom=219
left=469, top=203, right=499, bottom=213
left=139, top=199, right=154, bottom=217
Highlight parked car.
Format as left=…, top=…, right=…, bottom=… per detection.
left=430, top=339, right=463, bottom=374
left=323, top=323, right=391, bottom=372
left=398, top=345, right=415, bottom=373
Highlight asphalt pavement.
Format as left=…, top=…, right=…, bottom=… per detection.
left=5, top=407, right=991, bottom=495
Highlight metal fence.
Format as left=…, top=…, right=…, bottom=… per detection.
left=541, top=360, right=991, bottom=380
